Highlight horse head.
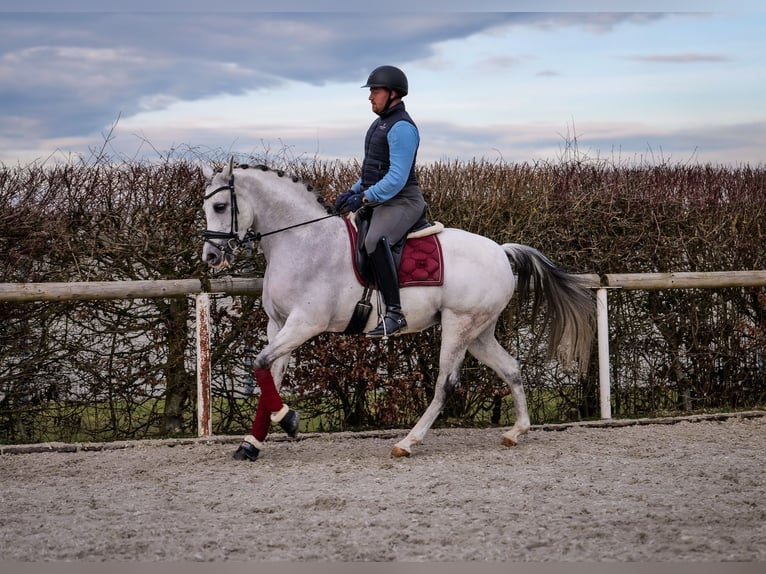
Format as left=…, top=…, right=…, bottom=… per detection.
left=201, top=158, right=250, bottom=270
left=201, top=159, right=337, bottom=271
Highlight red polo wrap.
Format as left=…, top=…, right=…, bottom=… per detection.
left=249, top=368, right=285, bottom=441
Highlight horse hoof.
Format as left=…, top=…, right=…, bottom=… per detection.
left=278, top=409, right=300, bottom=439
left=502, top=436, right=518, bottom=448
left=233, top=441, right=260, bottom=461
left=390, top=445, right=411, bottom=458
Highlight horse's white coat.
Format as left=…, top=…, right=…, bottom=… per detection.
left=202, top=164, right=594, bottom=456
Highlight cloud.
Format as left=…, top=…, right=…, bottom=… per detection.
left=3, top=10, right=756, bottom=167
left=476, top=55, right=528, bottom=72
left=627, top=53, right=730, bottom=63
left=407, top=118, right=766, bottom=166
left=0, top=12, right=527, bottom=140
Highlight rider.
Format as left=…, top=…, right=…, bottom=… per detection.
left=335, top=65, right=427, bottom=337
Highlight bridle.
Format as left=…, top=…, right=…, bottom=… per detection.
left=202, top=168, right=338, bottom=257
left=202, top=171, right=252, bottom=255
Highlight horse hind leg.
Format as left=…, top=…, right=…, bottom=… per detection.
left=392, top=311, right=519, bottom=457
left=391, top=324, right=470, bottom=457
left=467, top=329, right=531, bottom=447
left=391, top=365, right=462, bottom=457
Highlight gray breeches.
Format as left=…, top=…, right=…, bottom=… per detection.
left=364, top=185, right=426, bottom=254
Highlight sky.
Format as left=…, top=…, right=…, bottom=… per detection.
left=1, top=1, right=764, bottom=168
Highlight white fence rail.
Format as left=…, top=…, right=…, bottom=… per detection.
left=2, top=271, right=765, bottom=436
left=0, top=277, right=262, bottom=438
left=593, top=270, right=766, bottom=419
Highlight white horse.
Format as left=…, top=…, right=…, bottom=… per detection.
left=201, top=161, right=595, bottom=458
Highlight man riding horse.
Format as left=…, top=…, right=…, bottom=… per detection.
left=335, top=65, right=427, bottom=338
left=208, top=65, right=594, bottom=463
left=232, top=65, right=425, bottom=460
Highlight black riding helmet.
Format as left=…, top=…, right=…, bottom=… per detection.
left=361, top=65, right=409, bottom=97
left=362, top=65, right=408, bottom=114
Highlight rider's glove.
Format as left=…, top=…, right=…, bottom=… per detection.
left=344, top=192, right=365, bottom=213
left=334, top=189, right=357, bottom=212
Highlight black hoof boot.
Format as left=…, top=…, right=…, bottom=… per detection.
left=232, top=441, right=259, bottom=461
left=278, top=409, right=300, bottom=439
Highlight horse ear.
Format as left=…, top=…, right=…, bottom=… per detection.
left=200, top=163, right=215, bottom=180
left=225, top=156, right=235, bottom=177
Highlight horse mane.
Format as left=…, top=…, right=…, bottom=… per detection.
left=217, top=163, right=334, bottom=215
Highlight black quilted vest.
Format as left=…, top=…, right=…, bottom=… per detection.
left=360, top=102, right=419, bottom=189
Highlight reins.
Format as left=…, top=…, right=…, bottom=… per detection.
left=255, top=213, right=338, bottom=241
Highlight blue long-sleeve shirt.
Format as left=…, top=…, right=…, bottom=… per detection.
left=350, top=120, right=419, bottom=203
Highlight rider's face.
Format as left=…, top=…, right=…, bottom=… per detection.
left=369, top=87, right=391, bottom=114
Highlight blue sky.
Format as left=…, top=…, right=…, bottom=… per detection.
left=1, top=1, right=763, bottom=167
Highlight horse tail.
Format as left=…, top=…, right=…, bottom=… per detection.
left=502, top=243, right=596, bottom=372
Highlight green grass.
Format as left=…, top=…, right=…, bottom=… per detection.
left=2, top=390, right=762, bottom=445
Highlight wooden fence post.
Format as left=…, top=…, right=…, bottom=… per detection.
left=597, top=288, right=612, bottom=420
left=196, top=293, right=212, bottom=437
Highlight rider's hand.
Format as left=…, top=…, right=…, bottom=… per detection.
left=344, top=192, right=365, bottom=212
left=334, top=190, right=356, bottom=212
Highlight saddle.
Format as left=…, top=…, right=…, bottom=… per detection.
left=345, top=207, right=444, bottom=287
left=342, top=207, right=444, bottom=334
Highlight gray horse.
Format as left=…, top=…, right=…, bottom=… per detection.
left=202, top=161, right=594, bottom=458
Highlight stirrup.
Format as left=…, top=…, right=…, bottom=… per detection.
left=367, top=313, right=407, bottom=338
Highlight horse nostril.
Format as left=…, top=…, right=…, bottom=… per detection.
left=204, top=250, right=221, bottom=266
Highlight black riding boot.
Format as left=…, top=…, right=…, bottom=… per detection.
left=367, top=237, right=407, bottom=338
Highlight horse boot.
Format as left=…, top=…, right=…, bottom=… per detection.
left=233, top=435, right=262, bottom=461
left=271, top=404, right=300, bottom=438
left=367, top=237, right=407, bottom=338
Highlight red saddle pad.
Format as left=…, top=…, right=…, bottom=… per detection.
left=344, top=218, right=444, bottom=287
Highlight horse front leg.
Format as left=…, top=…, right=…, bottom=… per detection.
left=234, top=366, right=301, bottom=460
left=233, top=318, right=318, bottom=462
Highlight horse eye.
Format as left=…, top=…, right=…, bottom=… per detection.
left=213, top=202, right=228, bottom=214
